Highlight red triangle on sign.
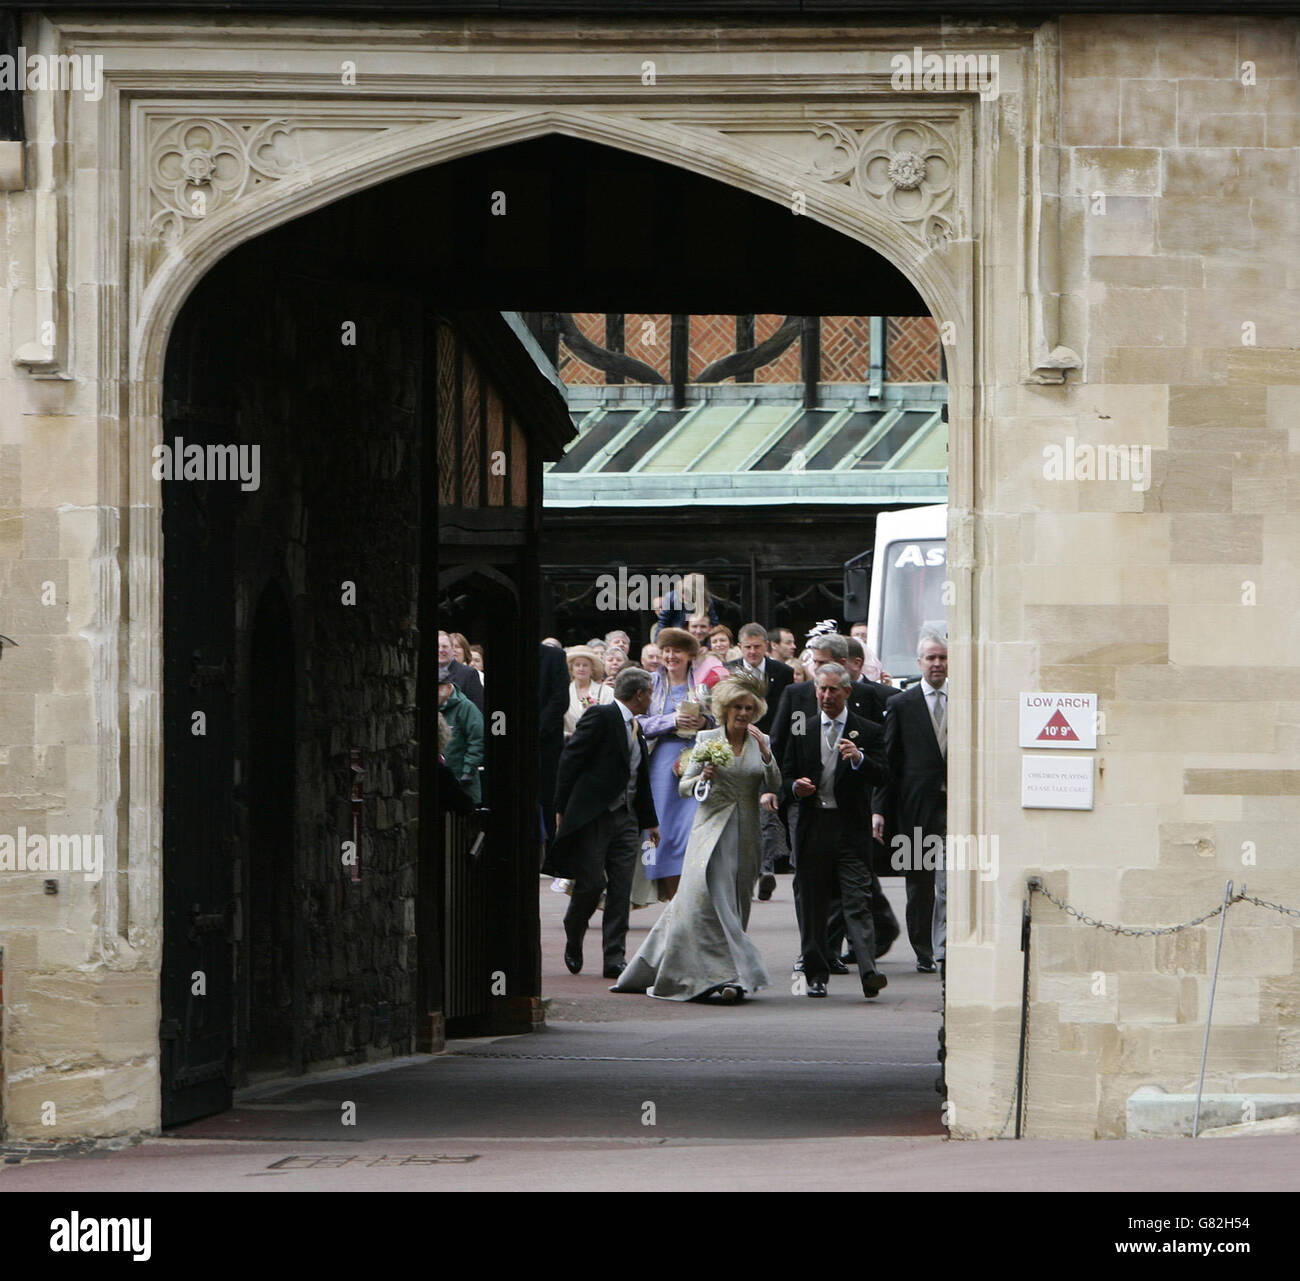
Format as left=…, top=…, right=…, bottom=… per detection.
left=1037, top=709, right=1079, bottom=741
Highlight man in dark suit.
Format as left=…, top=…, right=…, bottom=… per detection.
left=769, top=632, right=900, bottom=967
left=769, top=632, right=876, bottom=757
left=845, top=636, right=900, bottom=726
left=544, top=667, right=659, bottom=979
left=727, top=622, right=794, bottom=899
left=765, top=662, right=889, bottom=999
left=873, top=630, right=948, bottom=973
left=438, top=630, right=484, bottom=715
left=828, top=636, right=903, bottom=959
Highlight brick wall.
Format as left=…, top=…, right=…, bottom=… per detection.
left=557, top=312, right=941, bottom=385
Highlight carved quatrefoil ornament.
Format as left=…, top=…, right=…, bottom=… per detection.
left=795, top=118, right=957, bottom=248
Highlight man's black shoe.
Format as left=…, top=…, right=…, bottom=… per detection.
left=839, top=951, right=857, bottom=966
left=564, top=943, right=583, bottom=974
left=805, top=980, right=828, bottom=997
left=916, top=960, right=937, bottom=974
left=603, top=962, right=626, bottom=979
left=757, top=874, right=776, bottom=901
left=792, top=957, right=805, bottom=973
left=862, top=972, right=888, bottom=998
left=828, top=957, right=850, bottom=975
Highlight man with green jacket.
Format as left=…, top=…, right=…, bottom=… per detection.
left=438, top=680, right=484, bottom=804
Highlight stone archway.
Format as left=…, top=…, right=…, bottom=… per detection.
left=9, top=14, right=1085, bottom=1140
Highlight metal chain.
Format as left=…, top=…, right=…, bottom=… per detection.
left=1237, top=893, right=1300, bottom=919
left=1033, top=884, right=1300, bottom=934
left=998, top=884, right=1300, bottom=1141
left=1032, top=883, right=1244, bottom=935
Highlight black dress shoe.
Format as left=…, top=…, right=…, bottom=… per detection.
left=757, top=874, right=776, bottom=901
left=564, top=943, right=582, bottom=974
left=862, top=972, right=888, bottom=998
left=916, top=960, right=937, bottom=974
left=827, top=957, right=850, bottom=975
left=805, top=980, right=828, bottom=997
left=602, top=962, right=626, bottom=979
left=839, top=951, right=857, bottom=966
left=792, top=957, right=805, bottom=973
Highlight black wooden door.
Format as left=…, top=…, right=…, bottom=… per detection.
left=160, top=398, right=239, bottom=1125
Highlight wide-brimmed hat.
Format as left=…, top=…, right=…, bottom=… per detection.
left=654, top=627, right=700, bottom=657
left=565, top=645, right=606, bottom=679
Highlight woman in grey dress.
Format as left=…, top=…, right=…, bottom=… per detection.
left=613, top=676, right=780, bottom=1002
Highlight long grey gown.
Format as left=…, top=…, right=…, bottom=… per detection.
left=614, top=729, right=780, bottom=1000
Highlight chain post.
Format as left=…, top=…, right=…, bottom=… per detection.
left=1192, top=879, right=1235, bottom=1139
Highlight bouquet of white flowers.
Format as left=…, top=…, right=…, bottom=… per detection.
left=691, top=739, right=735, bottom=770
left=688, top=737, right=734, bottom=801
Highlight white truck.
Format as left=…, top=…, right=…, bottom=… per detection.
left=863, top=503, right=947, bottom=687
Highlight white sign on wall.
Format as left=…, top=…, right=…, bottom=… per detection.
left=1019, top=692, right=1098, bottom=749
left=1021, top=755, right=1094, bottom=810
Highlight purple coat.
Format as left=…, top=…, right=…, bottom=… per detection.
left=638, top=661, right=719, bottom=749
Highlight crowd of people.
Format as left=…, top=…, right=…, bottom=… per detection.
left=436, top=574, right=950, bottom=1006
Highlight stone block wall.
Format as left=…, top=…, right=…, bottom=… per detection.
left=951, top=12, right=1300, bottom=1138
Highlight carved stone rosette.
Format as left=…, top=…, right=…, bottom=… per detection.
left=790, top=117, right=959, bottom=249
left=148, top=118, right=310, bottom=260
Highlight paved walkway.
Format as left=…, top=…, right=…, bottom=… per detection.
left=3, top=879, right=1297, bottom=1191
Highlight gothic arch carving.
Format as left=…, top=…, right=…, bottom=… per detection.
left=132, top=104, right=970, bottom=391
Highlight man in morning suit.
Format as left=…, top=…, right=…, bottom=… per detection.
left=873, top=629, right=948, bottom=973
left=766, top=663, right=889, bottom=999
left=545, top=667, right=660, bottom=979
left=769, top=632, right=899, bottom=969
left=769, top=632, right=875, bottom=752
left=827, top=637, right=903, bottom=960
left=726, top=623, right=794, bottom=900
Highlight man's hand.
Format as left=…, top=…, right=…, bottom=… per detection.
left=645, top=826, right=661, bottom=846
left=872, top=813, right=885, bottom=842
left=793, top=777, right=816, bottom=798
left=837, top=737, right=863, bottom=764
left=760, top=791, right=779, bottom=813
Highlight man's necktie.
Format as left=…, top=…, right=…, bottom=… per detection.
left=824, top=719, right=840, bottom=753
left=932, top=689, right=947, bottom=759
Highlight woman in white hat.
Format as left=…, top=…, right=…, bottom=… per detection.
left=563, top=644, right=615, bottom=739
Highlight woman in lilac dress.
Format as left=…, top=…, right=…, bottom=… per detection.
left=637, top=627, right=721, bottom=900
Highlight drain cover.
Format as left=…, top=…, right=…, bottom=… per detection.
left=267, top=1154, right=480, bottom=1169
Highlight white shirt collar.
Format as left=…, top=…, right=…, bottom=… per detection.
left=615, top=700, right=635, bottom=725
left=820, top=708, right=848, bottom=729
left=922, top=679, right=948, bottom=698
